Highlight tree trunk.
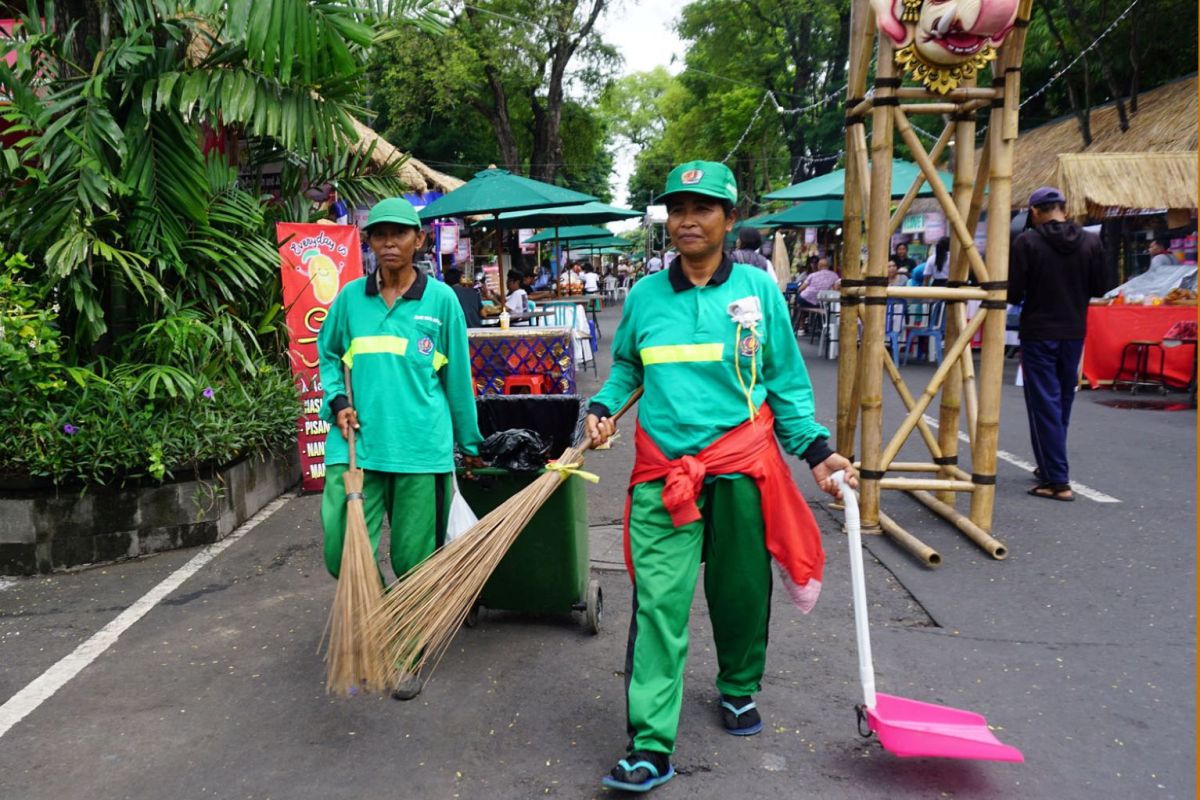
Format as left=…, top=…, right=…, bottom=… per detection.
left=528, top=0, right=606, bottom=184
left=1128, top=20, right=1139, bottom=113
left=1040, top=3, right=1092, bottom=146
left=1059, top=0, right=1129, bottom=131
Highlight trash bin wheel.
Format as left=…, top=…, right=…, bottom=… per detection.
left=464, top=603, right=480, bottom=629
left=585, top=580, right=602, bottom=635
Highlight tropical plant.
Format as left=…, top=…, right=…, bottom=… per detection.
left=0, top=0, right=442, bottom=359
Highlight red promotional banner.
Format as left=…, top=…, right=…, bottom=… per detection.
left=277, top=223, right=364, bottom=492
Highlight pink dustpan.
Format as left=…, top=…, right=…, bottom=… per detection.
left=834, top=473, right=1025, bottom=763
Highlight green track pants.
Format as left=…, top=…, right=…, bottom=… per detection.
left=624, top=475, right=772, bottom=755
left=320, top=465, right=451, bottom=581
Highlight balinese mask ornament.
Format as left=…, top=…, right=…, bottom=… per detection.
left=871, top=0, right=1020, bottom=93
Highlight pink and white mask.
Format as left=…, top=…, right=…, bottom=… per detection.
left=872, top=0, right=1019, bottom=67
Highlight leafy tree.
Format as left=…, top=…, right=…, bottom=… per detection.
left=367, top=0, right=618, bottom=189
left=1020, top=0, right=1198, bottom=145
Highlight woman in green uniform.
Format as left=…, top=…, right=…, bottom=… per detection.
left=317, top=197, right=483, bottom=700
left=586, top=162, right=856, bottom=792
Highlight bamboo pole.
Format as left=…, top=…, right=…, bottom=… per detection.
left=879, top=478, right=975, bottom=492
left=881, top=351, right=946, bottom=460
left=895, top=87, right=1001, bottom=101
left=910, top=490, right=1009, bottom=559
left=836, top=0, right=876, bottom=457
left=857, top=37, right=897, bottom=531
left=969, top=0, right=1031, bottom=533
left=897, top=99, right=993, bottom=116
left=868, top=462, right=942, bottom=472
left=842, top=285, right=990, bottom=301
left=888, top=121, right=953, bottom=237
left=878, top=511, right=942, bottom=567
left=893, top=108, right=992, bottom=286
left=935, top=82, right=977, bottom=504
left=879, top=308, right=989, bottom=470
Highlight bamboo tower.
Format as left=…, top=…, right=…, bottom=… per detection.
left=837, top=0, right=1033, bottom=564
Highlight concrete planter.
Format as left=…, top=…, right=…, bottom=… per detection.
left=0, top=449, right=301, bottom=575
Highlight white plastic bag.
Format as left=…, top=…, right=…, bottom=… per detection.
left=446, top=475, right=478, bottom=543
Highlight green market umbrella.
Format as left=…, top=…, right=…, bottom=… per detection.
left=761, top=199, right=845, bottom=227
left=764, top=160, right=952, bottom=202
left=560, top=235, right=630, bottom=250
left=476, top=201, right=642, bottom=229
left=417, top=167, right=595, bottom=304
left=525, top=224, right=613, bottom=244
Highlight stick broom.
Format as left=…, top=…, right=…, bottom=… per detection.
left=322, top=367, right=389, bottom=695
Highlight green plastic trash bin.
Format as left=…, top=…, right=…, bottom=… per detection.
left=457, top=395, right=602, bottom=633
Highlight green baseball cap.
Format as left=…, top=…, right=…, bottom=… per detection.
left=364, top=197, right=421, bottom=230
left=655, top=160, right=738, bottom=204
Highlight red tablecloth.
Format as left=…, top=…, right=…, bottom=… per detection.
left=1082, top=305, right=1198, bottom=389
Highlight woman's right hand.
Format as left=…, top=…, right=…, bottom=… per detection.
left=336, top=407, right=360, bottom=440
left=585, top=413, right=616, bottom=448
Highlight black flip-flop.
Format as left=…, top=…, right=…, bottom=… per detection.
left=1028, top=483, right=1074, bottom=502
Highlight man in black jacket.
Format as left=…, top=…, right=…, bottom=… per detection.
left=1008, top=187, right=1109, bottom=501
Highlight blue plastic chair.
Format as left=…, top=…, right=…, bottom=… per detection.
left=884, top=299, right=905, bottom=365
left=902, top=300, right=946, bottom=365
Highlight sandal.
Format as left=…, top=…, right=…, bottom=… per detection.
left=1028, top=483, right=1074, bottom=502
left=601, top=752, right=675, bottom=793
left=720, top=695, right=764, bottom=736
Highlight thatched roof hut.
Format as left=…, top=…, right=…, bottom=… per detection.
left=1055, top=151, right=1197, bottom=218
left=347, top=117, right=465, bottom=194
left=998, top=75, right=1197, bottom=211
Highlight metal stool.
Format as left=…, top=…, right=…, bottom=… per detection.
left=1113, top=340, right=1167, bottom=394
left=503, top=374, right=547, bottom=395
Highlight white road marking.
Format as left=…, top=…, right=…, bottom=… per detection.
left=920, top=415, right=1121, bottom=504
left=0, top=494, right=293, bottom=740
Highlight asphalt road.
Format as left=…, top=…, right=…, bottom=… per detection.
left=0, top=300, right=1194, bottom=800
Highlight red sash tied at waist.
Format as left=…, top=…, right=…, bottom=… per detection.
left=623, top=404, right=825, bottom=612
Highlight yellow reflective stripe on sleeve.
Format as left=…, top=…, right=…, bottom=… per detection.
left=640, top=343, right=725, bottom=365
left=432, top=351, right=448, bottom=371
left=341, top=335, right=409, bottom=367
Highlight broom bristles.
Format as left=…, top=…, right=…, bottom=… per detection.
left=366, top=444, right=588, bottom=685
left=324, top=466, right=390, bottom=695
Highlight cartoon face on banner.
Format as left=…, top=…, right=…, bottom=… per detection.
left=871, top=0, right=1019, bottom=93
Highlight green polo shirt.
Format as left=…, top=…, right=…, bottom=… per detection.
left=591, top=257, right=831, bottom=463
left=318, top=269, right=482, bottom=473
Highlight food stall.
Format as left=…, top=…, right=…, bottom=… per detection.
left=1081, top=303, right=1197, bottom=389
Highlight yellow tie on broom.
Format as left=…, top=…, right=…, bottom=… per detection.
left=322, top=367, right=389, bottom=695
left=366, top=387, right=644, bottom=686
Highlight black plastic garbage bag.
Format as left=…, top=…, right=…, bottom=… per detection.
left=479, top=428, right=551, bottom=472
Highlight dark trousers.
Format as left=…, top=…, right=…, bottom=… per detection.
left=1021, top=338, right=1084, bottom=485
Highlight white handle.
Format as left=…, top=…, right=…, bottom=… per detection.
left=832, top=470, right=876, bottom=710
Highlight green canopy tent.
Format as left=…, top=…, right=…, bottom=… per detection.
left=417, top=168, right=595, bottom=304
left=764, top=160, right=952, bottom=202
left=476, top=205, right=642, bottom=289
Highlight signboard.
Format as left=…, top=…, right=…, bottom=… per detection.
left=437, top=222, right=459, bottom=252
left=901, top=213, right=925, bottom=234
left=456, top=235, right=472, bottom=266
left=277, top=223, right=364, bottom=492
left=804, top=227, right=818, bottom=245
left=923, top=212, right=946, bottom=243
left=518, top=228, right=536, bottom=254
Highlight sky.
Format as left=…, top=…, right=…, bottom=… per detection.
left=593, top=1, right=684, bottom=211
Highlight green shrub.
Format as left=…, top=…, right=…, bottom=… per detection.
left=1, top=365, right=300, bottom=488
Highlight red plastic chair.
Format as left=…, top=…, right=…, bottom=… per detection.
left=503, top=374, right=547, bottom=395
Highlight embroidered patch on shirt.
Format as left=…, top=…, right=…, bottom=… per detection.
left=417, top=336, right=434, bottom=356
left=739, top=332, right=760, bottom=358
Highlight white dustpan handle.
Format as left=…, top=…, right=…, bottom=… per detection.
left=833, top=471, right=876, bottom=710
